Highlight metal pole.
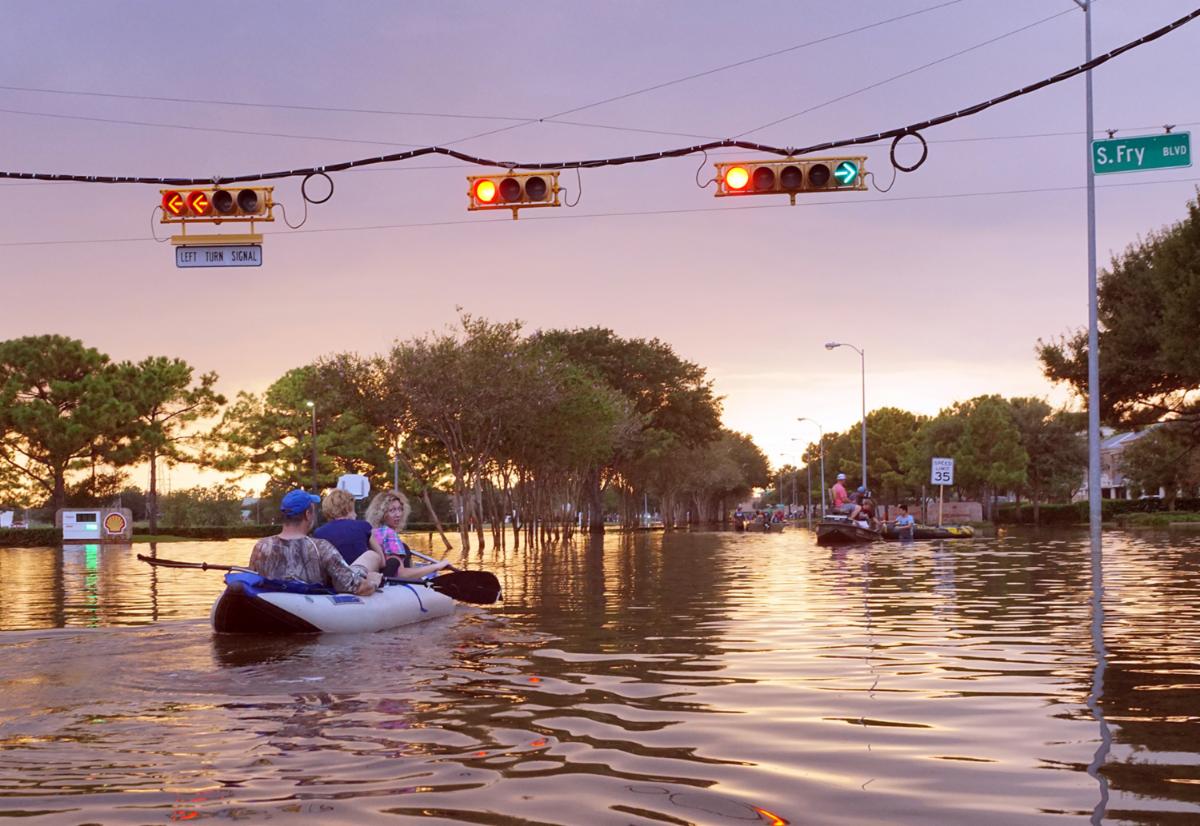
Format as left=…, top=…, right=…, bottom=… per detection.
left=860, top=348, right=868, bottom=491
left=311, top=407, right=318, bottom=492
left=1075, top=5, right=1110, bottom=821
left=1080, top=0, right=1102, bottom=539
left=819, top=441, right=827, bottom=518
left=806, top=463, right=812, bottom=528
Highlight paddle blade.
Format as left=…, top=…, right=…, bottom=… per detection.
left=428, top=570, right=501, bottom=605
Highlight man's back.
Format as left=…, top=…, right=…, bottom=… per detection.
left=249, top=535, right=364, bottom=593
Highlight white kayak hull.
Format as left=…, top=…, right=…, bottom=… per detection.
left=211, top=571, right=455, bottom=634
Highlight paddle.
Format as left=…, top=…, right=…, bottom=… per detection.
left=137, top=553, right=501, bottom=605
left=388, top=570, right=501, bottom=605
left=391, top=547, right=501, bottom=605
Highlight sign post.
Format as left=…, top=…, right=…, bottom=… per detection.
left=930, top=457, right=955, bottom=527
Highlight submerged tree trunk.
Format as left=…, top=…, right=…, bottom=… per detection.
left=585, top=467, right=604, bottom=534
left=148, top=450, right=159, bottom=535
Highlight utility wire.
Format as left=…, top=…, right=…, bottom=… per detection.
left=3, top=119, right=1196, bottom=187
left=3, top=174, right=1196, bottom=248
left=0, top=106, right=427, bottom=148
left=0, top=83, right=533, bottom=122
left=3, top=117, right=1197, bottom=188
left=735, top=5, right=1077, bottom=137
left=0, top=0, right=970, bottom=152
left=430, top=0, right=975, bottom=147
left=0, top=6, right=1197, bottom=186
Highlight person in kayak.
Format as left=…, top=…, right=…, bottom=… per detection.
left=892, top=503, right=916, bottom=541
left=248, top=489, right=380, bottom=595
left=364, top=489, right=450, bottom=579
left=314, top=488, right=384, bottom=567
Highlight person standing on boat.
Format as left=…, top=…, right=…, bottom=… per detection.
left=364, top=489, right=450, bottom=579
left=248, top=489, right=380, bottom=595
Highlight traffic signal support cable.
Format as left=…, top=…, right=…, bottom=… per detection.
left=0, top=6, right=1196, bottom=192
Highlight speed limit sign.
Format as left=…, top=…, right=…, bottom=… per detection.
left=931, top=457, right=955, bottom=486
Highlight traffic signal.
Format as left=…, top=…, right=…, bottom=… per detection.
left=714, top=157, right=867, bottom=204
left=467, top=171, right=560, bottom=219
left=160, top=186, right=275, bottom=224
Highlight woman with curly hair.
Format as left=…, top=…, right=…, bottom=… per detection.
left=365, top=489, right=449, bottom=580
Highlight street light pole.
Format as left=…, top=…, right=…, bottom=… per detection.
left=797, top=417, right=827, bottom=518
left=791, top=436, right=811, bottom=527
left=306, top=400, right=318, bottom=492
left=825, top=342, right=867, bottom=490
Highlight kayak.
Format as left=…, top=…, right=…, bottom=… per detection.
left=816, top=516, right=882, bottom=546
left=743, top=521, right=786, bottom=533
left=211, top=571, right=455, bottom=634
left=881, top=524, right=975, bottom=541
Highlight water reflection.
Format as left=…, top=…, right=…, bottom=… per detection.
left=1, top=529, right=1199, bottom=822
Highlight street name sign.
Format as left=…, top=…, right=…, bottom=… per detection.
left=1092, top=132, right=1190, bottom=175
left=931, top=457, right=955, bottom=486
left=176, top=245, right=262, bottom=268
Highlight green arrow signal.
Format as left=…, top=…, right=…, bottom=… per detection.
left=834, top=161, right=859, bottom=185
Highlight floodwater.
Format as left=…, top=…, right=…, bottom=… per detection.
left=1, top=528, right=1198, bottom=825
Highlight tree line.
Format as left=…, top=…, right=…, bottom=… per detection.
left=0, top=318, right=769, bottom=546
left=776, top=397, right=1086, bottom=522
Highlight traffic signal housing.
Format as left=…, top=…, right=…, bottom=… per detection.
left=160, top=186, right=275, bottom=224
left=714, top=157, right=867, bottom=204
left=467, top=171, right=560, bottom=219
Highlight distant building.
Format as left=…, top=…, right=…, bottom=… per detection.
left=240, top=497, right=260, bottom=523
left=1075, top=428, right=1154, bottom=501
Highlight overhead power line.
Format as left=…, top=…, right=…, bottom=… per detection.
left=0, top=6, right=1197, bottom=186
left=0, top=0, right=970, bottom=151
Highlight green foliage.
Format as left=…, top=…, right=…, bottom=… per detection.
left=159, top=484, right=245, bottom=528
left=1007, top=398, right=1086, bottom=507
left=0, top=335, right=135, bottom=510
left=114, top=356, right=225, bottom=531
left=1039, top=192, right=1200, bottom=433
left=1119, top=425, right=1200, bottom=509
left=0, top=527, right=59, bottom=547
left=212, top=365, right=389, bottom=498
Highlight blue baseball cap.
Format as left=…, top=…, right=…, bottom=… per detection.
left=280, top=489, right=321, bottom=518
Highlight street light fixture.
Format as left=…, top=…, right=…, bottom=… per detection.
left=797, top=418, right=826, bottom=518
left=824, top=341, right=867, bottom=491
left=305, top=400, right=317, bottom=493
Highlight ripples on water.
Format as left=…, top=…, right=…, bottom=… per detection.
left=1, top=529, right=1198, bottom=824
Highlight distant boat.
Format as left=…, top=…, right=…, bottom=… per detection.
left=816, top=515, right=882, bottom=546
left=881, top=523, right=975, bottom=541
left=744, top=520, right=785, bottom=533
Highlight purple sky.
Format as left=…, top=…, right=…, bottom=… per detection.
left=4, top=1, right=1199, bottom=489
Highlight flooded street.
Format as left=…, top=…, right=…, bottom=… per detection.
left=1, top=528, right=1198, bottom=824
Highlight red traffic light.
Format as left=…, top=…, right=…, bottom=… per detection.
left=160, top=186, right=274, bottom=224
left=467, top=171, right=560, bottom=218
left=186, top=191, right=211, bottom=216
left=162, top=191, right=185, bottom=216
left=725, top=166, right=750, bottom=191
left=474, top=179, right=498, bottom=204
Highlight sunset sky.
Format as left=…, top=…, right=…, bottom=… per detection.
left=4, top=1, right=1199, bottom=491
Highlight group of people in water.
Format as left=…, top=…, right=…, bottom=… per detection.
left=247, top=487, right=451, bottom=595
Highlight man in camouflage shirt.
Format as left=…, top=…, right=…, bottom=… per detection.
left=248, top=490, right=380, bottom=596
